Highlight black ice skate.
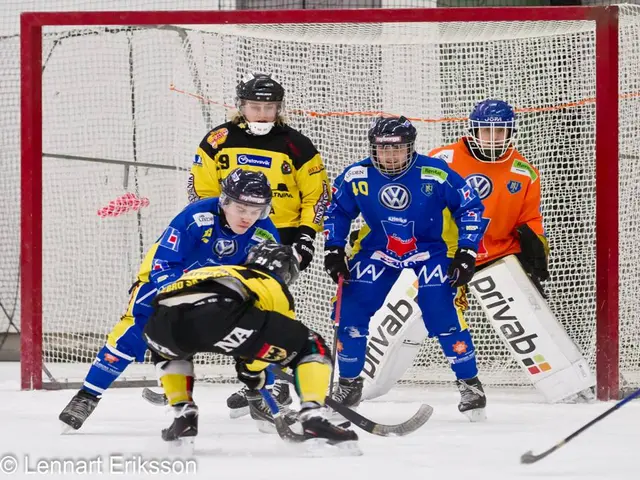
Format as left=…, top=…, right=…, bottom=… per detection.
left=227, top=380, right=292, bottom=419
left=162, top=403, right=198, bottom=453
left=457, top=376, right=487, bottom=422
left=299, top=408, right=360, bottom=453
left=333, top=377, right=364, bottom=408
left=59, top=389, right=100, bottom=432
left=245, top=389, right=297, bottom=434
left=328, top=377, right=364, bottom=423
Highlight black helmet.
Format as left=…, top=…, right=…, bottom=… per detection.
left=245, top=241, right=300, bottom=286
left=236, top=73, right=285, bottom=103
left=220, top=168, right=272, bottom=220
left=368, top=116, right=417, bottom=176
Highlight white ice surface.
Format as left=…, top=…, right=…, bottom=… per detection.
left=0, top=362, right=637, bottom=480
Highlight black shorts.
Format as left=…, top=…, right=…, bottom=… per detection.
left=144, top=294, right=309, bottom=365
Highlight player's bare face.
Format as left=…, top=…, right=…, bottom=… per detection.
left=223, top=202, right=264, bottom=234
left=376, top=145, right=409, bottom=172
left=241, top=101, right=279, bottom=123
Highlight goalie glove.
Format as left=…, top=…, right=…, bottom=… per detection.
left=292, top=226, right=316, bottom=271
left=516, top=224, right=550, bottom=282
left=235, top=359, right=266, bottom=391
left=324, top=246, right=350, bottom=284
left=447, top=248, right=477, bottom=287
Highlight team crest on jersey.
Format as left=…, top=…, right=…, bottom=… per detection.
left=507, top=180, right=522, bottom=194
left=465, top=174, right=493, bottom=200
left=207, top=128, right=228, bottom=148
left=379, top=184, right=411, bottom=211
left=214, top=239, right=237, bottom=257
left=281, top=161, right=292, bottom=175
left=381, top=220, right=417, bottom=257
left=421, top=183, right=434, bottom=197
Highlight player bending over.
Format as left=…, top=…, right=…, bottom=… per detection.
left=58, top=169, right=278, bottom=431
left=323, top=116, right=488, bottom=421
left=143, top=242, right=357, bottom=446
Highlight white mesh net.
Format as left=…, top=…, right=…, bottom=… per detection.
left=7, top=6, right=640, bottom=389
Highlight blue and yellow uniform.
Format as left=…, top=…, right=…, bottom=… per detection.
left=83, top=197, right=279, bottom=397
left=324, top=154, right=486, bottom=380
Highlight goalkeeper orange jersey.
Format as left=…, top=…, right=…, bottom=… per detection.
left=428, top=139, right=545, bottom=266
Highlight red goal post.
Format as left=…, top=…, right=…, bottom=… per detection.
left=20, top=6, right=626, bottom=399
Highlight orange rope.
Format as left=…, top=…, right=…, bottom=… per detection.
left=169, top=83, right=640, bottom=123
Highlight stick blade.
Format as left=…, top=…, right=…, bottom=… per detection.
left=371, top=404, right=434, bottom=437
left=520, top=450, right=540, bottom=464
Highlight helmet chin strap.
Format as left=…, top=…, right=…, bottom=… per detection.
left=246, top=121, right=275, bottom=136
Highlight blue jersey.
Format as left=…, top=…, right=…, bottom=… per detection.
left=137, top=197, right=279, bottom=288
left=324, top=154, right=485, bottom=267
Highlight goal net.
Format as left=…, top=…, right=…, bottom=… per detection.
left=16, top=6, right=640, bottom=399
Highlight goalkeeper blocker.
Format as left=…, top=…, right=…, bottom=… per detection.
left=361, top=255, right=594, bottom=403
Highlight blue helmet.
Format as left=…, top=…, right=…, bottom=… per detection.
left=220, top=168, right=272, bottom=220
left=468, top=99, right=517, bottom=162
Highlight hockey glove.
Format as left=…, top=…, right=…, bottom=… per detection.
left=516, top=224, right=550, bottom=282
left=235, top=360, right=266, bottom=391
left=324, top=246, right=350, bottom=284
left=447, top=248, right=477, bottom=288
left=292, top=226, right=316, bottom=271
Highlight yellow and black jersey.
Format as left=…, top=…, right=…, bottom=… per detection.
left=187, top=121, right=330, bottom=233
left=156, top=265, right=295, bottom=321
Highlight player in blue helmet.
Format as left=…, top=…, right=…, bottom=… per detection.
left=467, top=99, right=517, bottom=162
left=367, top=115, right=418, bottom=176
left=324, top=116, right=489, bottom=421
left=58, top=168, right=280, bottom=432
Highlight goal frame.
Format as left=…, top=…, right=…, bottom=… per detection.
left=20, top=6, right=620, bottom=399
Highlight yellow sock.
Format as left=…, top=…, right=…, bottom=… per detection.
left=295, top=361, right=331, bottom=405
left=160, top=374, right=194, bottom=406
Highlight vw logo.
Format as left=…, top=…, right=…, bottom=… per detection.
left=379, top=184, right=411, bottom=211
left=465, top=174, right=493, bottom=200
left=214, top=239, right=237, bottom=257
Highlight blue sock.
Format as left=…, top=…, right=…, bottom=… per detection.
left=82, top=345, right=133, bottom=397
left=265, top=366, right=275, bottom=387
left=337, top=326, right=368, bottom=379
left=437, top=329, right=478, bottom=380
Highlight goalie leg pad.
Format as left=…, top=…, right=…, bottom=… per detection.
left=468, top=255, right=596, bottom=403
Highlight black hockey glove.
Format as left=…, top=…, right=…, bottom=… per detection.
left=292, top=226, right=316, bottom=271
left=235, top=359, right=266, bottom=391
left=324, top=246, right=350, bottom=284
left=516, top=224, right=550, bottom=282
left=447, top=248, right=477, bottom=288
